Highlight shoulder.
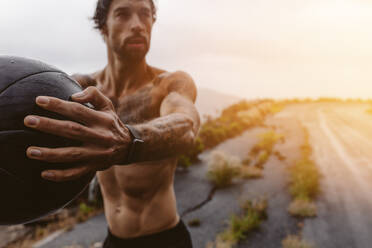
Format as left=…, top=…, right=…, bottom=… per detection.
left=154, top=69, right=197, bottom=103
left=70, top=73, right=98, bottom=89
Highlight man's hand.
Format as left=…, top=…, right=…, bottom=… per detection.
left=24, top=87, right=131, bottom=182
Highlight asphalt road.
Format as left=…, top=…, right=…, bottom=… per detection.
left=11, top=102, right=372, bottom=248
left=295, top=103, right=372, bottom=248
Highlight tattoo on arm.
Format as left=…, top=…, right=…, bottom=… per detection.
left=126, top=71, right=200, bottom=163
left=132, top=113, right=197, bottom=162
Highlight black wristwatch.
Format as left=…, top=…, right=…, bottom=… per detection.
left=124, top=124, right=145, bottom=164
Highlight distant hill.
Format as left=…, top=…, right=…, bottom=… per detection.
left=195, top=87, right=242, bottom=120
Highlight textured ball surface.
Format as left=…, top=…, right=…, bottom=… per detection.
left=0, top=56, right=93, bottom=225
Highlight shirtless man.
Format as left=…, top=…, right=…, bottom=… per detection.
left=23, top=0, right=200, bottom=247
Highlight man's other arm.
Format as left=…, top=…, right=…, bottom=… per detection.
left=127, top=71, right=200, bottom=163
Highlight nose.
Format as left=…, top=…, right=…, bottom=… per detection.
left=130, top=14, right=145, bottom=33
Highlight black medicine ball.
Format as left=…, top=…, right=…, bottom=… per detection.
left=0, top=56, right=94, bottom=225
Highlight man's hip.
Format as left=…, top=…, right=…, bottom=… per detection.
left=103, top=219, right=193, bottom=248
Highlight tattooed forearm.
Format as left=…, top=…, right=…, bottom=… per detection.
left=115, top=70, right=200, bottom=164
left=130, top=113, right=197, bottom=162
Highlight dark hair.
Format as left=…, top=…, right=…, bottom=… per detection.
left=92, top=0, right=157, bottom=31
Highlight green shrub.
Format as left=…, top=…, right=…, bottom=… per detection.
left=207, top=151, right=241, bottom=188
left=180, top=100, right=281, bottom=166
left=250, top=130, right=284, bottom=167
left=287, top=126, right=320, bottom=219
left=257, top=130, right=284, bottom=153
left=255, top=150, right=269, bottom=168
left=178, top=155, right=192, bottom=169
left=289, top=158, right=320, bottom=200
left=219, top=199, right=267, bottom=244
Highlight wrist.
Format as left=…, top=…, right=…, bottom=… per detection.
left=123, top=124, right=144, bottom=165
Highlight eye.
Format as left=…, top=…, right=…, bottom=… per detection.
left=139, top=10, right=151, bottom=19
left=116, top=10, right=131, bottom=19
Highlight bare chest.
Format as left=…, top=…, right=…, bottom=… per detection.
left=113, top=84, right=164, bottom=124
left=102, top=84, right=165, bottom=125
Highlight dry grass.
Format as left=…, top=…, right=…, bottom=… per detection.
left=208, top=199, right=267, bottom=247
left=249, top=130, right=285, bottom=168
left=282, top=235, right=313, bottom=248
left=289, top=158, right=320, bottom=201
left=240, top=166, right=263, bottom=179
left=270, top=103, right=286, bottom=114
left=206, top=238, right=234, bottom=248
left=288, top=127, right=320, bottom=218
left=288, top=199, right=317, bottom=218
left=188, top=218, right=201, bottom=227
left=207, top=151, right=241, bottom=188
left=218, top=199, right=267, bottom=245
left=366, top=107, right=372, bottom=115
left=6, top=205, right=102, bottom=248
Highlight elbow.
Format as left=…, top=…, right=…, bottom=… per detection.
left=187, top=129, right=197, bottom=146
left=182, top=130, right=197, bottom=153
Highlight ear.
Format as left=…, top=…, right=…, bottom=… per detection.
left=101, top=25, right=109, bottom=42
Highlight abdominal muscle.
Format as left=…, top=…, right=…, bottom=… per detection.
left=97, top=158, right=180, bottom=238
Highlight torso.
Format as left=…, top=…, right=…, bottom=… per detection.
left=73, top=67, right=180, bottom=238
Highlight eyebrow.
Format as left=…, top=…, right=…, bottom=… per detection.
left=113, top=4, right=151, bottom=14
left=113, top=7, right=130, bottom=14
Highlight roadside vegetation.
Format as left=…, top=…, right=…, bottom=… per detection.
left=188, top=218, right=201, bottom=227
left=207, top=149, right=266, bottom=188
left=240, top=165, right=263, bottom=179
left=6, top=202, right=101, bottom=248
left=288, top=127, right=320, bottom=218
left=282, top=235, right=314, bottom=248
left=207, top=198, right=268, bottom=248
left=179, top=100, right=285, bottom=168
left=207, top=151, right=241, bottom=188
left=250, top=130, right=285, bottom=167
left=366, top=106, right=372, bottom=115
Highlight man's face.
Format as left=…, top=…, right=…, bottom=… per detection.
left=103, top=0, right=154, bottom=62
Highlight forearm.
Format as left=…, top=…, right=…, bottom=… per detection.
left=128, top=113, right=197, bottom=163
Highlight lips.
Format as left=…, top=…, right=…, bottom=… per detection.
left=126, top=37, right=146, bottom=46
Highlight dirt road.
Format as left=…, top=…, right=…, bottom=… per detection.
left=289, top=103, right=372, bottom=248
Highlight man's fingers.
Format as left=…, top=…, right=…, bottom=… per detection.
left=41, top=166, right=92, bottom=182
left=24, top=115, right=107, bottom=143
left=71, top=86, right=115, bottom=111
left=26, top=146, right=110, bottom=163
left=36, top=96, right=103, bottom=125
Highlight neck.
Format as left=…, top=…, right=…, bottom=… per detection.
left=102, top=50, right=153, bottom=97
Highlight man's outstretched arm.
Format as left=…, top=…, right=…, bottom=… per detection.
left=128, top=71, right=200, bottom=163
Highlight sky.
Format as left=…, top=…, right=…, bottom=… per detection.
left=1, top=0, right=372, bottom=99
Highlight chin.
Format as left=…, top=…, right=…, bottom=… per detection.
left=121, top=49, right=148, bottom=63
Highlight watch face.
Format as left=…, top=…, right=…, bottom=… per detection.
left=133, top=138, right=145, bottom=145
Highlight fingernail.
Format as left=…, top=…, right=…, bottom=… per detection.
left=25, top=116, right=39, bottom=126
left=72, top=91, right=85, bottom=98
left=29, top=149, right=42, bottom=157
left=36, top=96, right=49, bottom=105
left=42, top=172, right=55, bottom=180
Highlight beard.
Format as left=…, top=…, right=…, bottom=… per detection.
left=113, top=36, right=150, bottom=63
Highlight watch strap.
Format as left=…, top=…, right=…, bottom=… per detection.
left=124, top=124, right=144, bottom=164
